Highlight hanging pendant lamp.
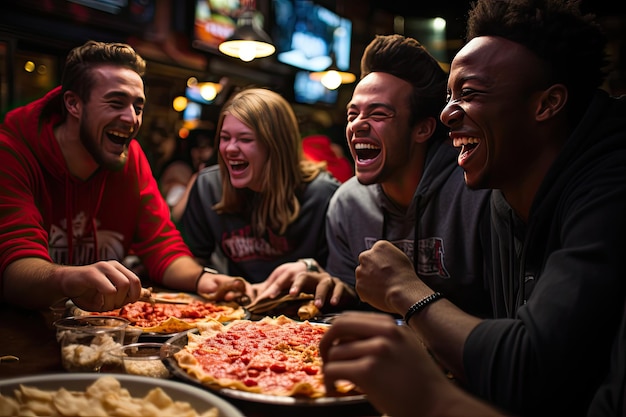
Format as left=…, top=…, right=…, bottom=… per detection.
left=218, top=10, right=275, bottom=62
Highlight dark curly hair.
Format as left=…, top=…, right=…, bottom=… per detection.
left=360, top=34, right=448, bottom=131
left=466, top=0, right=609, bottom=121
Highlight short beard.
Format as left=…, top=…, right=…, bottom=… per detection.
left=79, top=118, right=128, bottom=171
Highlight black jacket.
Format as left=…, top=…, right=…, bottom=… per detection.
left=464, top=90, right=626, bottom=417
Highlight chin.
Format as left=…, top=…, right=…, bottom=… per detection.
left=103, top=155, right=128, bottom=172
left=355, top=170, right=380, bottom=186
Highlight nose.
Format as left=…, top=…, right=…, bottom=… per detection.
left=440, top=102, right=464, bottom=128
left=120, top=104, right=140, bottom=126
left=221, top=138, right=239, bottom=153
left=349, top=115, right=370, bottom=135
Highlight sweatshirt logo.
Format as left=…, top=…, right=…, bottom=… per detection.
left=48, top=212, right=125, bottom=264
left=365, top=236, right=449, bottom=279
left=221, top=225, right=290, bottom=261
left=416, top=237, right=449, bottom=279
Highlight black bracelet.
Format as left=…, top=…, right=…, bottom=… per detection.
left=404, top=292, right=443, bottom=325
left=194, top=266, right=218, bottom=292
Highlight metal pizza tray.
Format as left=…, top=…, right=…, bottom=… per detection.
left=163, top=328, right=368, bottom=406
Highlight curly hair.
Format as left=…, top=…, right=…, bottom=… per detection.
left=360, top=34, right=448, bottom=131
left=214, top=88, right=325, bottom=236
left=466, top=0, right=609, bottom=119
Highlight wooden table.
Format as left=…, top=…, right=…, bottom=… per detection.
left=0, top=303, right=381, bottom=417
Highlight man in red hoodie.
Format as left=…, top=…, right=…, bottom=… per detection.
left=0, top=40, right=246, bottom=312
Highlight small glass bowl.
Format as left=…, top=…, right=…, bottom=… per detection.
left=53, top=316, right=130, bottom=372
left=107, top=342, right=181, bottom=379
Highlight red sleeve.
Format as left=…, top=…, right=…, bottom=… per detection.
left=0, top=113, right=57, bottom=287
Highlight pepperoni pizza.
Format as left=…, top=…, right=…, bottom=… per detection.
left=173, top=315, right=357, bottom=398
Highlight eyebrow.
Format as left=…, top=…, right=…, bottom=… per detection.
left=103, top=90, right=145, bottom=104
left=346, top=101, right=395, bottom=112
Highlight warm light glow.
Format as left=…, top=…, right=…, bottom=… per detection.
left=24, top=61, right=35, bottom=73
left=433, top=17, right=447, bottom=31
left=172, top=96, right=188, bottom=112
left=199, top=83, right=219, bottom=101
left=179, top=127, right=190, bottom=139
left=321, top=70, right=342, bottom=90
left=219, top=40, right=275, bottom=62
left=310, top=69, right=357, bottom=90
left=187, top=77, right=198, bottom=87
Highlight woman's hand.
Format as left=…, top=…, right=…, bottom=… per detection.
left=253, top=260, right=356, bottom=309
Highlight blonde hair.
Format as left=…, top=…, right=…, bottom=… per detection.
left=214, top=88, right=325, bottom=235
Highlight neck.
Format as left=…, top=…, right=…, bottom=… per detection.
left=501, top=145, right=563, bottom=222
left=54, top=123, right=99, bottom=180
left=381, top=163, right=424, bottom=210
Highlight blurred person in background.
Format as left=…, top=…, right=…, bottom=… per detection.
left=299, top=110, right=353, bottom=183
left=159, top=127, right=217, bottom=222
left=0, top=40, right=246, bottom=312
left=142, top=117, right=178, bottom=180
left=180, top=87, right=341, bottom=300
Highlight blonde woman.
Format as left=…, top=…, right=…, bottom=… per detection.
left=181, top=88, right=340, bottom=299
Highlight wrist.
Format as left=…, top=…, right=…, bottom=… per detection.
left=404, top=292, right=444, bottom=325
left=298, top=258, right=319, bottom=272
left=194, top=266, right=218, bottom=293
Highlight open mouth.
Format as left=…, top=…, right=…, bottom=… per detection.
left=354, top=143, right=381, bottom=161
left=453, top=137, right=479, bottom=160
left=106, top=130, right=131, bottom=146
left=229, top=160, right=249, bottom=172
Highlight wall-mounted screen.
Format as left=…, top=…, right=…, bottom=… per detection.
left=293, top=71, right=338, bottom=105
left=272, top=0, right=352, bottom=72
left=192, top=0, right=244, bottom=53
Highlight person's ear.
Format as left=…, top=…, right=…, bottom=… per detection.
left=536, top=84, right=568, bottom=122
left=412, top=117, right=437, bottom=144
left=63, top=91, right=82, bottom=118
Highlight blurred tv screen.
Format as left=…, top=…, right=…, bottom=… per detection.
left=293, top=71, right=338, bottom=105
left=272, top=0, right=352, bottom=72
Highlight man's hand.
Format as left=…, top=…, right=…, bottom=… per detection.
left=59, top=260, right=143, bottom=312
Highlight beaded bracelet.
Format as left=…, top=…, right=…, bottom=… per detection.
left=194, top=266, right=219, bottom=293
left=404, top=292, right=443, bottom=325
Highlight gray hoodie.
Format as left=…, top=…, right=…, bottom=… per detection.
left=326, top=138, right=492, bottom=317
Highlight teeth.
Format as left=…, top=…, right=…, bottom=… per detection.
left=107, top=131, right=130, bottom=139
left=354, top=143, right=380, bottom=150
left=452, top=137, right=479, bottom=147
left=229, top=161, right=246, bottom=166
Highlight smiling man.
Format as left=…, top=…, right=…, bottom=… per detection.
left=318, top=34, right=494, bottom=316
left=0, top=40, right=246, bottom=312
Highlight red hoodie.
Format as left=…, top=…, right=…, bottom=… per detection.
left=0, top=87, right=191, bottom=289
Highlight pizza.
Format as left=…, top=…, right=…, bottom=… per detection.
left=81, top=293, right=247, bottom=334
left=173, top=315, right=357, bottom=398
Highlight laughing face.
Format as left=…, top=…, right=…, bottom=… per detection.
left=441, top=36, right=549, bottom=193
left=346, top=72, right=416, bottom=185
left=218, top=114, right=269, bottom=192
left=79, top=65, right=144, bottom=171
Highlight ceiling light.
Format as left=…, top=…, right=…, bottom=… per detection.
left=309, top=64, right=356, bottom=90
left=218, top=10, right=275, bottom=62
